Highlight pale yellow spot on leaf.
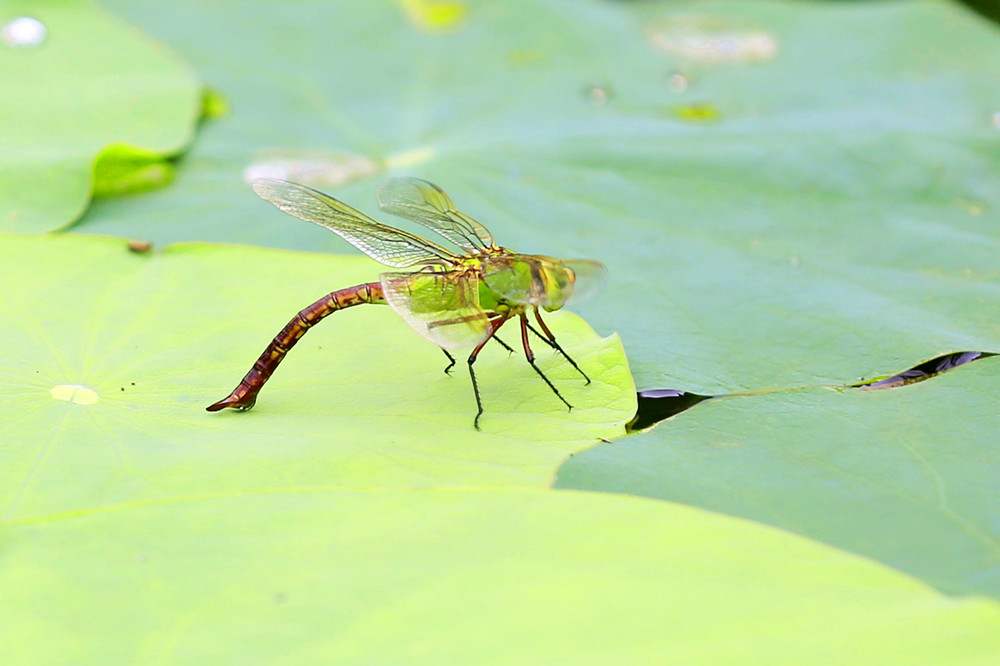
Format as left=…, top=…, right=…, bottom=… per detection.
left=384, top=146, right=436, bottom=170
left=50, top=384, right=99, bottom=405
left=672, top=102, right=721, bottom=122
left=399, top=0, right=467, bottom=32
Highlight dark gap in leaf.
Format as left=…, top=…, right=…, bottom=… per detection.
left=852, top=351, right=997, bottom=391
left=802, top=0, right=1000, bottom=27
left=956, top=0, right=1000, bottom=26
left=626, top=389, right=713, bottom=432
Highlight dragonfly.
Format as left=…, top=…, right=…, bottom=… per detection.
left=206, top=177, right=607, bottom=429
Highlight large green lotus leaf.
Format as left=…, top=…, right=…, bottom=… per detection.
left=69, top=0, right=1000, bottom=602
left=0, top=233, right=633, bottom=520
left=4, top=488, right=1000, bottom=664
left=0, top=0, right=201, bottom=232
left=558, top=357, right=1000, bottom=596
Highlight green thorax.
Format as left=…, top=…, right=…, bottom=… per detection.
left=470, top=252, right=576, bottom=314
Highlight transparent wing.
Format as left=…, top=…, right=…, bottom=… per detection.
left=380, top=270, right=491, bottom=350
left=377, top=177, right=495, bottom=252
left=252, top=178, right=457, bottom=268
left=559, top=259, right=608, bottom=303
left=482, top=255, right=607, bottom=309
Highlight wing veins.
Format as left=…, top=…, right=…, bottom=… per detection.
left=252, top=178, right=457, bottom=268
left=377, top=178, right=496, bottom=252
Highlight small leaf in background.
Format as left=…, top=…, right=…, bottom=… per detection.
left=91, top=144, right=175, bottom=199
left=0, top=0, right=201, bottom=232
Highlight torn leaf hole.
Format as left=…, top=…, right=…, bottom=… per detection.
left=853, top=351, right=996, bottom=391
left=626, top=389, right=712, bottom=432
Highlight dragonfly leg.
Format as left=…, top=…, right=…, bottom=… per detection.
left=529, top=308, right=591, bottom=384
left=440, top=348, right=456, bottom=375
left=467, top=315, right=511, bottom=430
left=491, top=335, right=516, bottom=356
left=520, top=314, right=573, bottom=412
left=207, top=282, right=385, bottom=412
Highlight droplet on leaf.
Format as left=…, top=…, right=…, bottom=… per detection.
left=2, top=17, right=46, bottom=48
left=667, top=72, right=689, bottom=92
left=584, top=85, right=613, bottom=105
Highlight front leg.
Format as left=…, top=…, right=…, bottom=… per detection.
left=440, top=348, right=456, bottom=374
left=466, top=315, right=512, bottom=430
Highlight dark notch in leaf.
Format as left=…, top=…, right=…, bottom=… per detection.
left=626, top=389, right=712, bottom=432
left=957, top=0, right=1000, bottom=27
left=853, top=351, right=997, bottom=391
left=627, top=351, right=996, bottom=432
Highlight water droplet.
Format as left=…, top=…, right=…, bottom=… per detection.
left=2, top=17, right=46, bottom=48
left=244, top=150, right=380, bottom=188
left=646, top=15, right=777, bottom=65
left=667, top=72, right=689, bottom=93
left=50, top=384, right=99, bottom=405
left=584, top=85, right=613, bottom=105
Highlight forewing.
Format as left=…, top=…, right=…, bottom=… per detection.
left=482, top=255, right=607, bottom=309
left=380, top=270, right=491, bottom=350
left=252, top=178, right=456, bottom=268
left=377, top=178, right=495, bottom=252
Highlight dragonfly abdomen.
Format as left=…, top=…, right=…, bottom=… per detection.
left=207, top=282, right=385, bottom=412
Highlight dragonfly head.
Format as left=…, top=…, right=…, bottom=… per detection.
left=481, top=255, right=607, bottom=311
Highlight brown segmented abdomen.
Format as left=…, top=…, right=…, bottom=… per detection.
left=206, top=282, right=385, bottom=412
